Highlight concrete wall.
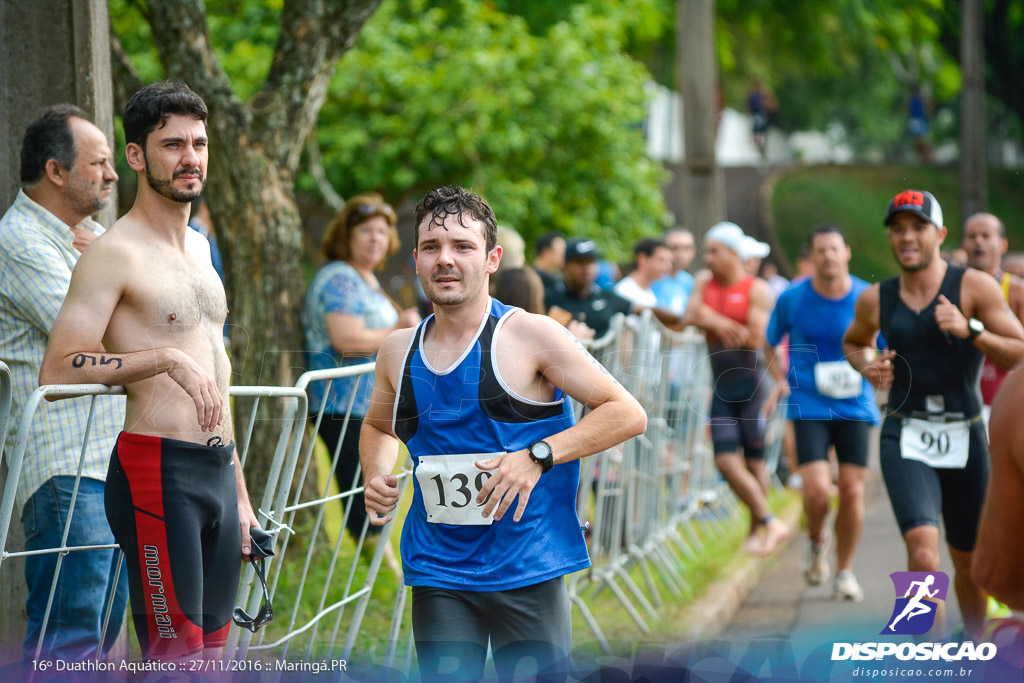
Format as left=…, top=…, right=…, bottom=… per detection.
left=1, top=0, right=116, bottom=224
left=0, top=0, right=116, bottom=652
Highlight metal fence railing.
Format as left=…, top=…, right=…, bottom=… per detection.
left=230, top=364, right=410, bottom=665
left=560, top=311, right=783, bottom=652
left=0, top=312, right=784, bottom=669
left=0, top=363, right=10, bottom=468
left=0, top=383, right=307, bottom=667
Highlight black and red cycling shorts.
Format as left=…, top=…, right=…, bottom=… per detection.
left=105, top=432, right=240, bottom=659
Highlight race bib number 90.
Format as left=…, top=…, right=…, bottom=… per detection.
left=415, top=453, right=502, bottom=525
left=900, top=418, right=970, bottom=469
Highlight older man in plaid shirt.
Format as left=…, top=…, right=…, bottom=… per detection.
left=0, top=105, right=126, bottom=662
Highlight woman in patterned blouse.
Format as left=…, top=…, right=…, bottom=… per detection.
left=304, top=193, right=421, bottom=551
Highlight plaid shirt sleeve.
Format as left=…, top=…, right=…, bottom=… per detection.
left=2, top=242, right=73, bottom=333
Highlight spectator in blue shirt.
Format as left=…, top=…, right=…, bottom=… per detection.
left=651, top=227, right=696, bottom=314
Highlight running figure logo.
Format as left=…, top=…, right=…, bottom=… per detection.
left=883, top=571, right=949, bottom=635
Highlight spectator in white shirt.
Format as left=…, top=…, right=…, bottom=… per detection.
left=614, top=238, right=673, bottom=309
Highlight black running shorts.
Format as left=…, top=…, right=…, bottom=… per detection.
left=411, top=577, right=573, bottom=682
left=878, top=417, right=989, bottom=552
left=709, top=377, right=767, bottom=459
left=793, top=419, right=871, bottom=467
left=105, top=432, right=240, bottom=659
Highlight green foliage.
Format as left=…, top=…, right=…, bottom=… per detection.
left=110, top=0, right=671, bottom=262
left=110, top=0, right=281, bottom=97
left=712, top=0, right=961, bottom=155
left=109, top=0, right=162, bottom=82
left=489, top=1, right=973, bottom=156
left=533, top=0, right=965, bottom=157
left=771, top=165, right=1024, bottom=281
left=308, top=0, right=669, bottom=260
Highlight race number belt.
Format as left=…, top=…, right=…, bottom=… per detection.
left=899, top=417, right=971, bottom=469
left=813, top=360, right=862, bottom=399
left=415, top=452, right=501, bottom=526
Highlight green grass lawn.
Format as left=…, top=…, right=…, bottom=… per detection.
left=771, top=164, right=1024, bottom=281
left=568, top=488, right=800, bottom=647
left=251, top=431, right=414, bottom=662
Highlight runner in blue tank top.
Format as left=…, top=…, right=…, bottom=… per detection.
left=360, top=187, right=647, bottom=682
left=766, top=224, right=879, bottom=603
left=843, top=189, right=1024, bottom=638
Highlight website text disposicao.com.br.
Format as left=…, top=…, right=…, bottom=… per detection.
left=848, top=664, right=981, bottom=678
left=834, top=640, right=997, bottom=679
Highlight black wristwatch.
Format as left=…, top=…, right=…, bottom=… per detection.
left=967, top=318, right=984, bottom=342
left=527, top=440, right=554, bottom=473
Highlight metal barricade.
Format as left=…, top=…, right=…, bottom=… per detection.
left=0, top=383, right=307, bottom=667
left=230, top=364, right=412, bottom=667
left=0, top=362, right=10, bottom=467
left=563, top=310, right=785, bottom=653
left=0, top=314, right=791, bottom=670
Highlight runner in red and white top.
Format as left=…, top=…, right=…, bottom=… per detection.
left=962, top=212, right=1024, bottom=426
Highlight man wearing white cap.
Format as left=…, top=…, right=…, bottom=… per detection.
left=739, top=235, right=771, bottom=277
left=844, top=189, right=1024, bottom=637
left=688, top=222, right=790, bottom=556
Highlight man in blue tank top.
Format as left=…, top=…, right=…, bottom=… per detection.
left=843, top=189, right=1024, bottom=638
left=359, top=186, right=647, bottom=682
left=766, top=224, right=879, bottom=603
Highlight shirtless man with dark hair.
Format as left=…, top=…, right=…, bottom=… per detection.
left=40, top=80, right=257, bottom=660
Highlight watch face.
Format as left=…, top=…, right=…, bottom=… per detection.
left=532, top=442, right=552, bottom=459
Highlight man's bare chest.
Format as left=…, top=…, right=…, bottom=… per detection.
left=122, top=254, right=227, bottom=332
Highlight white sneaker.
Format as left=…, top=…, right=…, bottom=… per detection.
left=834, top=570, right=864, bottom=602
left=804, top=531, right=830, bottom=586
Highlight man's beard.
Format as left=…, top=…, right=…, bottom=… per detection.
left=65, top=175, right=112, bottom=217
left=146, top=166, right=206, bottom=203
left=896, top=247, right=934, bottom=273
left=69, top=188, right=111, bottom=217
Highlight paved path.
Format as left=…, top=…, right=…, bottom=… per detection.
left=722, top=462, right=962, bottom=648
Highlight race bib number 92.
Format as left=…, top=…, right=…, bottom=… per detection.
left=813, top=360, right=863, bottom=399
left=415, top=452, right=502, bottom=525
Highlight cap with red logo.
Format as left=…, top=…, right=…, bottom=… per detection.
left=884, top=189, right=944, bottom=228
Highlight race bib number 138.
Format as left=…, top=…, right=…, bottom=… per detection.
left=415, top=453, right=502, bottom=525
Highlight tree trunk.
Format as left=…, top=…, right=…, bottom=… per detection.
left=677, top=0, right=725, bottom=247
left=111, top=0, right=383, bottom=492
left=960, top=0, right=987, bottom=217
left=210, top=149, right=305, bottom=491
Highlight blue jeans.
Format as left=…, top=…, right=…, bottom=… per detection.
left=22, top=476, right=128, bottom=661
